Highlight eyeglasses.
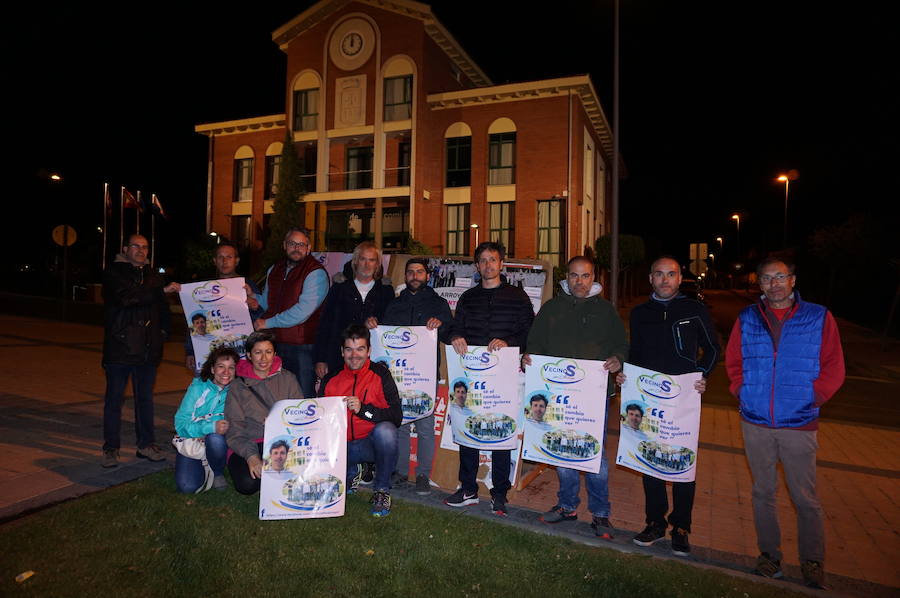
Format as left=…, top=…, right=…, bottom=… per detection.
left=759, top=273, right=792, bottom=283
left=285, top=241, right=309, bottom=248
left=128, top=244, right=149, bottom=250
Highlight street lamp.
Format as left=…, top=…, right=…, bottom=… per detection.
left=731, top=214, right=741, bottom=261
left=716, top=236, right=723, bottom=249
left=777, top=174, right=790, bottom=248
left=470, top=223, right=479, bottom=247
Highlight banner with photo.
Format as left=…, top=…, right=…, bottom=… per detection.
left=615, top=364, right=702, bottom=482
left=521, top=355, right=609, bottom=474
left=370, top=325, right=438, bottom=425
left=259, top=398, right=347, bottom=520
left=426, top=258, right=546, bottom=313
left=179, top=278, right=254, bottom=372
left=444, top=346, right=522, bottom=451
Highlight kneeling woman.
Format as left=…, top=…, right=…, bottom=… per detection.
left=225, top=330, right=303, bottom=495
left=173, top=347, right=240, bottom=493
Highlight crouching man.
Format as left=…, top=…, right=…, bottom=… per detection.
left=319, top=324, right=402, bottom=517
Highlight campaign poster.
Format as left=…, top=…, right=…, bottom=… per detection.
left=259, top=398, right=347, bottom=520
left=179, top=278, right=254, bottom=371
left=444, top=346, right=522, bottom=451
left=521, top=355, right=608, bottom=474
left=369, top=325, right=438, bottom=425
left=426, top=258, right=546, bottom=313
left=615, top=364, right=702, bottom=482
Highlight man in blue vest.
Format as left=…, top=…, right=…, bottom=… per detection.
left=726, top=257, right=845, bottom=589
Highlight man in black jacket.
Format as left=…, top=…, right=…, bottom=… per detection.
left=375, top=257, right=453, bottom=494
left=444, top=242, right=534, bottom=516
left=622, top=256, right=719, bottom=556
left=101, top=235, right=178, bottom=467
left=314, top=241, right=395, bottom=380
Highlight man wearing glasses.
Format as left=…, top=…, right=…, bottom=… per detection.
left=255, top=228, right=328, bottom=397
left=726, top=257, right=845, bottom=589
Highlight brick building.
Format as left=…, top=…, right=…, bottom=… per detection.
left=195, top=0, right=614, bottom=268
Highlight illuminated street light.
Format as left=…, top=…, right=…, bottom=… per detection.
left=777, top=174, right=790, bottom=248
left=716, top=236, right=723, bottom=248
left=731, top=214, right=741, bottom=260
left=50, top=173, right=62, bottom=181
left=470, top=223, right=479, bottom=246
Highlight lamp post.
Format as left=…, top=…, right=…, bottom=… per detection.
left=716, top=236, right=723, bottom=250
left=777, top=174, right=790, bottom=248
left=470, top=223, right=479, bottom=248
left=731, top=214, right=741, bottom=261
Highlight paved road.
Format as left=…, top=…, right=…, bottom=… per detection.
left=698, top=289, right=900, bottom=429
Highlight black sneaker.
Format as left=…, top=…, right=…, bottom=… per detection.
left=591, top=516, right=614, bottom=539
left=360, top=463, right=375, bottom=485
left=632, top=523, right=666, bottom=546
left=101, top=448, right=119, bottom=468
left=444, top=488, right=478, bottom=507
left=801, top=560, right=826, bottom=589
left=671, top=527, right=690, bottom=556
left=753, top=553, right=784, bottom=579
left=391, top=471, right=409, bottom=487
left=541, top=505, right=577, bottom=524
left=490, top=495, right=508, bottom=517
left=370, top=491, right=391, bottom=517
left=414, top=474, right=431, bottom=495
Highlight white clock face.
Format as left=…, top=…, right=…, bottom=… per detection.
left=329, top=18, right=375, bottom=71
left=341, top=32, right=363, bottom=57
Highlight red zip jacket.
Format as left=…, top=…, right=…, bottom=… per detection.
left=319, top=358, right=402, bottom=440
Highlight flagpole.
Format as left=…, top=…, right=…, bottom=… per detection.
left=151, top=194, right=156, bottom=269
left=136, top=190, right=141, bottom=235
left=102, top=182, right=109, bottom=270
left=119, top=186, right=125, bottom=250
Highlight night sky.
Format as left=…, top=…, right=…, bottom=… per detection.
left=8, top=1, right=895, bottom=275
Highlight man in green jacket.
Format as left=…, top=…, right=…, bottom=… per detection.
left=525, top=256, right=628, bottom=538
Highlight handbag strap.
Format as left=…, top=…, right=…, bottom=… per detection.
left=239, top=376, right=271, bottom=411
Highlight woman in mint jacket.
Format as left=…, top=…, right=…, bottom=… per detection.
left=174, top=347, right=240, bottom=493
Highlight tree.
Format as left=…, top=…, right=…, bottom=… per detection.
left=263, top=132, right=305, bottom=268
left=595, top=234, right=646, bottom=301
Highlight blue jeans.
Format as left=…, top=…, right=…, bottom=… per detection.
left=174, top=433, right=228, bottom=493
left=556, top=447, right=610, bottom=517
left=348, top=421, right=398, bottom=492
left=103, top=363, right=157, bottom=450
left=396, top=415, right=434, bottom=478
left=277, top=343, right=315, bottom=398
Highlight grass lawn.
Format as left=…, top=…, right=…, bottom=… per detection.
left=1, top=472, right=805, bottom=598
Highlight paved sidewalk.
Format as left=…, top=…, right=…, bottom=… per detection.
left=0, top=313, right=897, bottom=596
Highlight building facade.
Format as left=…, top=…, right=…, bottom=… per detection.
left=195, top=0, right=614, bottom=267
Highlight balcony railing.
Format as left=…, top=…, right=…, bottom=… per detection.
left=384, top=166, right=410, bottom=187
left=328, top=169, right=373, bottom=192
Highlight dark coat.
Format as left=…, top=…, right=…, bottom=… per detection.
left=381, top=284, right=454, bottom=365
left=450, top=282, right=534, bottom=349
left=102, top=259, right=171, bottom=366
left=314, top=279, right=395, bottom=373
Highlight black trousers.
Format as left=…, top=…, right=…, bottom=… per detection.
left=643, top=474, right=695, bottom=531
left=227, top=441, right=264, bottom=495
left=459, top=445, right=511, bottom=498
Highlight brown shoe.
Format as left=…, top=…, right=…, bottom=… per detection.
left=102, top=449, right=120, bottom=468
left=136, top=444, right=165, bottom=462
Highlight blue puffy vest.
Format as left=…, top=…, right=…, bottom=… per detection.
left=738, top=295, right=826, bottom=427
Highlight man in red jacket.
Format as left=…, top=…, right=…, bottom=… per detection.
left=320, top=324, right=402, bottom=517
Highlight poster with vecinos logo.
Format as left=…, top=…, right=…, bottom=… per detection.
left=178, top=279, right=253, bottom=372
left=615, top=363, right=702, bottom=482
left=522, top=355, right=609, bottom=474
left=259, top=398, right=347, bottom=520
left=370, top=325, right=437, bottom=425
left=445, top=346, right=522, bottom=450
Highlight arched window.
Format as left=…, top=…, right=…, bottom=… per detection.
left=233, top=145, right=254, bottom=202
left=444, top=122, right=472, bottom=188
left=488, top=118, right=516, bottom=185
left=264, top=142, right=283, bottom=200
left=383, top=56, right=414, bottom=121
left=292, top=71, right=321, bottom=131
